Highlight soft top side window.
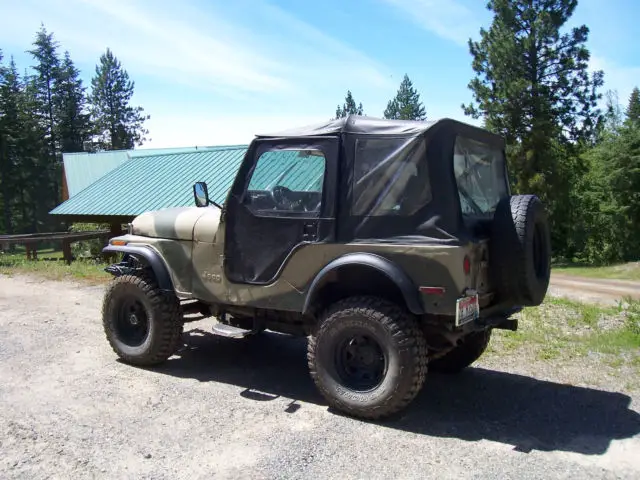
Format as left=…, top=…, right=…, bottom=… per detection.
left=352, top=136, right=431, bottom=217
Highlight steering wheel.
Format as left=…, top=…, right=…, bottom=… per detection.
left=271, top=185, right=297, bottom=210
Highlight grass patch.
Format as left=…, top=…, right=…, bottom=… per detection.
left=552, top=262, right=640, bottom=281
left=0, top=250, right=111, bottom=284
left=489, top=296, right=640, bottom=380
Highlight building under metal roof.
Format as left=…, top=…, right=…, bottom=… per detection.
left=51, top=144, right=325, bottom=223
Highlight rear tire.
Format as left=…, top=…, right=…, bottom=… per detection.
left=307, top=296, right=427, bottom=420
left=428, top=329, right=491, bottom=374
left=102, top=273, right=184, bottom=366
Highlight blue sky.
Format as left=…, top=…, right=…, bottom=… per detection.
left=0, top=0, right=638, bottom=148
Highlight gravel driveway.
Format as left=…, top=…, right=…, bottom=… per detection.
left=1, top=274, right=640, bottom=479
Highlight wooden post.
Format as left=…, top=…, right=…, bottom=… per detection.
left=25, top=244, right=37, bottom=260
left=62, top=239, right=72, bottom=265
left=110, top=223, right=123, bottom=237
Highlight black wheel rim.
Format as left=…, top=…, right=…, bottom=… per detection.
left=334, top=333, right=387, bottom=392
left=115, top=296, right=150, bottom=347
left=532, top=224, right=547, bottom=280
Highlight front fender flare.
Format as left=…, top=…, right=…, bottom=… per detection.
left=302, top=253, right=424, bottom=316
left=103, top=244, right=174, bottom=292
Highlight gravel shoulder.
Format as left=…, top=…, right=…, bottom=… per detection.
left=549, top=273, right=640, bottom=305
left=1, top=273, right=640, bottom=479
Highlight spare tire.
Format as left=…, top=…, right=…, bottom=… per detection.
left=490, top=194, right=551, bottom=306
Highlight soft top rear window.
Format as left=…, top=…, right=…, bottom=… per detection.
left=454, top=135, right=508, bottom=217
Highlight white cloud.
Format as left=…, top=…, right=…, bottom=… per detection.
left=378, top=0, right=482, bottom=46
left=0, top=0, right=398, bottom=147
left=74, top=0, right=293, bottom=95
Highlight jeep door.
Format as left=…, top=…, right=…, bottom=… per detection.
left=223, top=136, right=339, bottom=285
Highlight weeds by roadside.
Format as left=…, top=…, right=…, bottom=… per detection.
left=487, top=295, right=640, bottom=388
left=0, top=251, right=110, bottom=284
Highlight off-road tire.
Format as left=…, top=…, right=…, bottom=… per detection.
left=491, top=194, right=551, bottom=306
left=428, top=329, right=492, bottom=374
left=102, top=273, right=183, bottom=366
left=307, top=296, right=428, bottom=420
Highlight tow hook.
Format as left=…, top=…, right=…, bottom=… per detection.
left=495, top=318, right=518, bottom=331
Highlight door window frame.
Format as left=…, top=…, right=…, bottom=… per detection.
left=241, top=147, right=328, bottom=219
left=229, top=136, right=339, bottom=220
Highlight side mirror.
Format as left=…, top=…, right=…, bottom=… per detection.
left=193, top=182, right=210, bottom=208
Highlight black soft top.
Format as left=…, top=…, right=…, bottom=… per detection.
left=256, top=115, right=505, bottom=147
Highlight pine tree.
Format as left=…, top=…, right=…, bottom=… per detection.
left=463, top=0, right=603, bottom=185
left=0, top=49, right=9, bottom=233
left=0, top=56, right=43, bottom=234
left=335, top=90, right=364, bottom=119
left=462, top=0, right=603, bottom=258
left=18, top=72, right=48, bottom=233
left=27, top=25, right=59, bottom=157
left=383, top=74, right=426, bottom=121
left=27, top=24, right=62, bottom=227
left=0, top=54, right=21, bottom=235
left=89, top=48, right=149, bottom=150
left=626, top=87, right=640, bottom=125
left=55, top=51, right=91, bottom=153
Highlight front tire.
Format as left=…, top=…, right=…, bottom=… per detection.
left=307, top=296, right=428, bottom=420
left=428, top=329, right=491, bottom=374
left=102, top=273, right=184, bottom=366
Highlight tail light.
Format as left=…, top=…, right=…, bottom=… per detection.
left=463, top=255, right=471, bottom=275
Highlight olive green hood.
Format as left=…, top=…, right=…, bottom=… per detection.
left=131, top=206, right=219, bottom=241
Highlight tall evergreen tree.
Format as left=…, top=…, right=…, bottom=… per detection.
left=335, top=90, right=364, bottom=118
left=462, top=0, right=603, bottom=257
left=27, top=25, right=60, bottom=159
left=626, top=87, right=640, bottom=125
left=55, top=51, right=91, bottom=153
left=18, top=71, right=48, bottom=233
left=0, top=49, right=9, bottom=233
left=89, top=48, right=149, bottom=150
left=27, top=24, right=62, bottom=227
left=463, top=0, right=603, bottom=181
left=0, top=56, right=43, bottom=234
left=383, top=74, right=426, bottom=121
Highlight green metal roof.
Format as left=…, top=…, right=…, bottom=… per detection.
left=63, top=151, right=130, bottom=197
left=50, top=145, right=326, bottom=218
left=62, top=145, right=242, bottom=198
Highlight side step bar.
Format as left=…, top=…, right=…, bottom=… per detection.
left=212, top=323, right=254, bottom=338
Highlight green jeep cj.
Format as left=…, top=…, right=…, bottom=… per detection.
left=102, top=115, right=551, bottom=419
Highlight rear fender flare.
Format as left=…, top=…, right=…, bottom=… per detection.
left=302, top=253, right=424, bottom=316
left=103, top=244, right=174, bottom=292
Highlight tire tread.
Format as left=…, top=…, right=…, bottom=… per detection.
left=102, top=273, right=183, bottom=366
left=307, top=295, right=427, bottom=420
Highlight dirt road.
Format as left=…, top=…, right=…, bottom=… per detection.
left=1, top=274, right=640, bottom=479
left=549, top=273, right=640, bottom=305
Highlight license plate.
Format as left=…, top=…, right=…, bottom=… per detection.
left=455, top=294, right=479, bottom=326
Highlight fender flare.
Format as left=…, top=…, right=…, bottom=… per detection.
left=103, top=244, right=174, bottom=292
left=302, top=252, right=424, bottom=316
